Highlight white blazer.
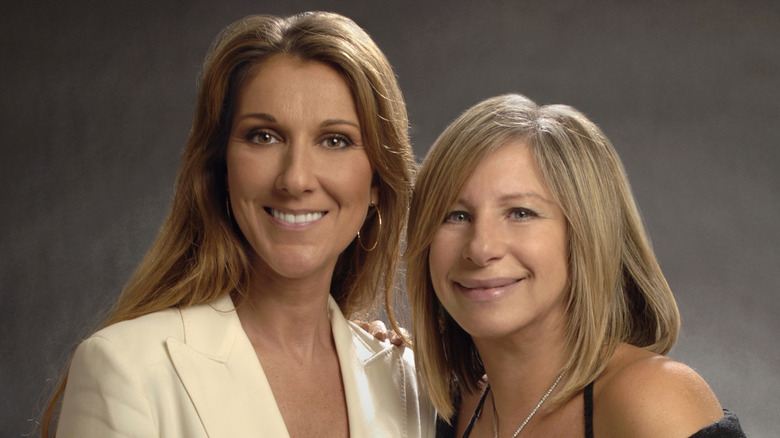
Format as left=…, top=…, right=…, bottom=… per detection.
left=57, top=294, right=435, bottom=437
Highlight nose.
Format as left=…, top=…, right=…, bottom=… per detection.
left=275, top=142, right=316, bottom=196
left=462, top=217, right=506, bottom=266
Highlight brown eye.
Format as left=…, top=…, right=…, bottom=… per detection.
left=320, top=134, right=353, bottom=149
left=247, top=130, right=279, bottom=145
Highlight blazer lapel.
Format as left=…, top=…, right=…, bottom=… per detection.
left=330, top=297, right=411, bottom=437
left=167, top=295, right=290, bottom=437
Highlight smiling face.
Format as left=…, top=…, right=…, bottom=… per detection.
left=428, top=141, right=569, bottom=342
left=226, top=54, right=376, bottom=287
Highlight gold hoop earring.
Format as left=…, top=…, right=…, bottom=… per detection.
left=357, top=204, right=382, bottom=252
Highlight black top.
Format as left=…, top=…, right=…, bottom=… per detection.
left=436, top=382, right=746, bottom=437
left=584, top=381, right=594, bottom=438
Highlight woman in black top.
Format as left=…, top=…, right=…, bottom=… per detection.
left=406, top=94, right=745, bottom=437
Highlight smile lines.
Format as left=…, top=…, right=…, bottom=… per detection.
left=268, top=208, right=325, bottom=225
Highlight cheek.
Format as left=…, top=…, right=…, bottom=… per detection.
left=322, top=154, right=374, bottom=200
left=225, top=148, right=259, bottom=192
left=349, top=161, right=375, bottom=195
left=226, top=151, right=272, bottom=195
left=541, top=231, right=569, bottom=287
left=428, top=232, right=454, bottom=291
left=552, top=227, right=569, bottom=275
left=345, top=172, right=373, bottom=201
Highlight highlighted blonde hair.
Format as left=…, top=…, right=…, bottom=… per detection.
left=42, top=12, right=413, bottom=435
left=406, top=94, right=679, bottom=420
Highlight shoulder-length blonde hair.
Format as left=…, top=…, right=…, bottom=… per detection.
left=406, top=94, right=680, bottom=420
left=42, top=12, right=413, bottom=435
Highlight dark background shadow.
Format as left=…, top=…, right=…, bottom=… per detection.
left=2, top=1, right=778, bottom=436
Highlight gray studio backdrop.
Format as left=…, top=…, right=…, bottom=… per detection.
left=2, top=1, right=778, bottom=436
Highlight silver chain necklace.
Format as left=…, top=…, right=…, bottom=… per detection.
left=490, top=358, right=573, bottom=438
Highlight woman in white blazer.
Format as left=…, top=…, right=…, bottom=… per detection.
left=43, top=12, right=434, bottom=437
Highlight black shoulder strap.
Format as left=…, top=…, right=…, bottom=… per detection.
left=584, top=381, right=594, bottom=438
left=462, top=385, right=491, bottom=438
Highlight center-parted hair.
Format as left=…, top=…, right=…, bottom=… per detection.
left=129, top=11, right=414, bottom=319
left=405, top=94, right=680, bottom=420
left=42, top=12, right=414, bottom=435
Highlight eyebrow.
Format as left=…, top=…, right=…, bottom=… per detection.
left=321, top=118, right=361, bottom=130
left=500, top=192, right=555, bottom=205
left=235, top=113, right=360, bottom=130
left=236, top=112, right=276, bottom=123
left=457, top=191, right=556, bottom=207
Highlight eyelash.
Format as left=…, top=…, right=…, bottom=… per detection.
left=443, top=211, right=470, bottom=223
left=509, top=208, right=536, bottom=220
left=320, top=133, right=354, bottom=149
left=244, top=129, right=354, bottom=150
left=246, top=129, right=279, bottom=145
left=442, top=208, right=537, bottom=223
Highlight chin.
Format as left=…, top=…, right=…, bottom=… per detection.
left=451, top=312, right=526, bottom=341
left=255, top=251, right=330, bottom=280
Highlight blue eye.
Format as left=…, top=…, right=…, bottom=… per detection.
left=509, top=208, right=535, bottom=220
left=247, top=129, right=280, bottom=145
left=320, top=134, right=354, bottom=149
left=444, top=211, right=470, bottom=223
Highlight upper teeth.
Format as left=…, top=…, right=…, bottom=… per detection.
left=272, top=209, right=324, bottom=224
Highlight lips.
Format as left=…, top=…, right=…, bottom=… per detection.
left=266, top=207, right=326, bottom=225
left=452, top=277, right=523, bottom=301
left=455, top=277, right=523, bottom=290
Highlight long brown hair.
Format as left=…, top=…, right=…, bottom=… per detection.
left=406, top=94, right=679, bottom=420
left=42, top=12, right=414, bottom=435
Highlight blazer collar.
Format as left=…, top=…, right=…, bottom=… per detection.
left=166, top=295, right=289, bottom=437
left=166, top=294, right=395, bottom=437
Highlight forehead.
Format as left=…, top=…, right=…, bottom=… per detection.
left=459, top=141, right=553, bottom=201
left=234, top=54, right=358, bottom=119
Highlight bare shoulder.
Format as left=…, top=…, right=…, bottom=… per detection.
left=594, top=343, right=723, bottom=438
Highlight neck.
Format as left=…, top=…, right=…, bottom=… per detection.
left=235, top=266, right=335, bottom=362
left=472, top=318, right=570, bottom=429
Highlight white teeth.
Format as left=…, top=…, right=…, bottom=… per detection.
left=272, top=209, right=323, bottom=224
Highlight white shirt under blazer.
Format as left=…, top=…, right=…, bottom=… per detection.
left=57, top=294, right=436, bottom=437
